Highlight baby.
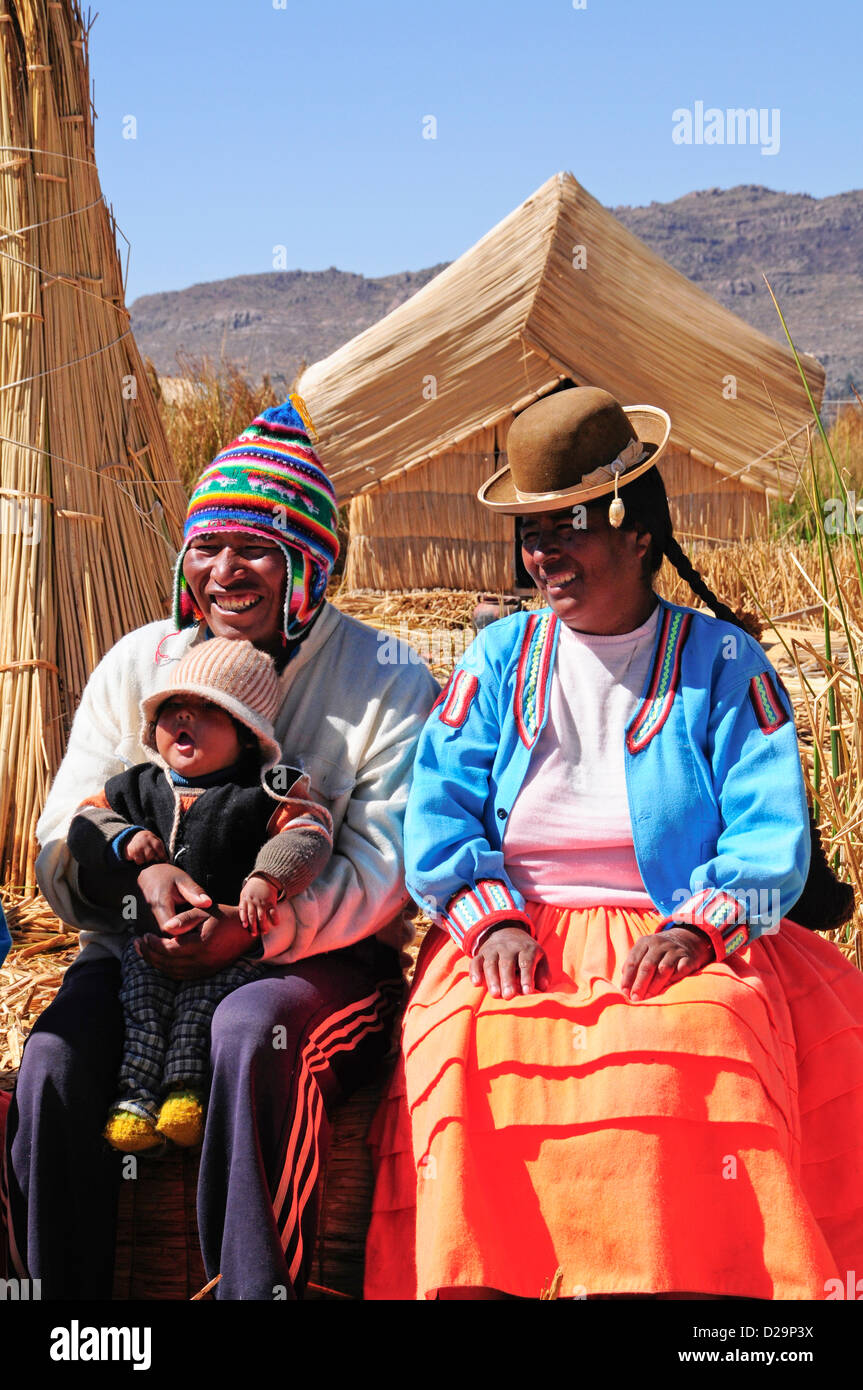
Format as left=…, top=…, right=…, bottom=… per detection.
left=67, top=637, right=332, bottom=1153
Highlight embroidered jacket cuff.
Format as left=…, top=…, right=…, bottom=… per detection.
left=658, top=888, right=750, bottom=961
left=444, top=880, right=532, bottom=956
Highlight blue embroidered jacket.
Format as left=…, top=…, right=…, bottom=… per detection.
left=0, top=899, right=9, bottom=968
left=405, top=597, right=810, bottom=962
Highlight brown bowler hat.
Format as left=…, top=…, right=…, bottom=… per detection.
left=478, top=387, right=671, bottom=515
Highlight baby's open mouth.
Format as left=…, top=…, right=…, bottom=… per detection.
left=176, top=732, right=195, bottom=750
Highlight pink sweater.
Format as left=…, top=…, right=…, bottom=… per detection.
left=503, top=605, right=660, bottom=909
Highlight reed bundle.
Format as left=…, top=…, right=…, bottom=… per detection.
left=0, top=1, right=186, bottom=891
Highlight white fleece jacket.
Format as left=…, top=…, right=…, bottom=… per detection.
left=36, top=602, right=439, bottom=966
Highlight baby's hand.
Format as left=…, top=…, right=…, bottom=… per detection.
left=239, top=875, right=280, bottom=937
left=123, top=830, right=168, bottom=866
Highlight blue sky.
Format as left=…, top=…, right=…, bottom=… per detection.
left=88, top=0, right=860, bottom=302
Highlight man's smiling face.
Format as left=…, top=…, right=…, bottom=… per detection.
left=182, top=530, right=287, bottom=653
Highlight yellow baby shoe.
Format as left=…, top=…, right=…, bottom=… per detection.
left=104, top=1108, right=161, bottom=1153
left=157, top=1090, right=204, bottom=1147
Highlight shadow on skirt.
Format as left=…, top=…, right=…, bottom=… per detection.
left=365, top=905, right=863, bottom=1300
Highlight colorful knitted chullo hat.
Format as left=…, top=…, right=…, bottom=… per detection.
left=172, top=395, right=339, bottom=653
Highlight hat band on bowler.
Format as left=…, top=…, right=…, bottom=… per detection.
left=579, top=440, right=649, bottom=487
left=513, top=437, right=649, bottom=501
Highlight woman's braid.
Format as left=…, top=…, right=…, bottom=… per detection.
left=592, top=465, right=762, bottom=638
left=663, top=535, right=763, bottom=640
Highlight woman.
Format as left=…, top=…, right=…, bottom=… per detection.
left=4, top=397, right=438, bottom=1300
left=366, top=386, right=863, bottom=1300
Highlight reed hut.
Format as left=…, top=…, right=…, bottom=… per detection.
left=297, top=172, right=825, bottom=591
left=0, top=1, right=186, bottom=890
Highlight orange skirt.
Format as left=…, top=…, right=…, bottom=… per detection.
left=365, top=904, right=863, bottom=1300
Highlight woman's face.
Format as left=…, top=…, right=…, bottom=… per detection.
left=519, top=506, right=653, bottom=634
left=182, top=530, right=287, bottom=652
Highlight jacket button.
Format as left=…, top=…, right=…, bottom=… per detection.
left=497, top=808, right=507, bottom=820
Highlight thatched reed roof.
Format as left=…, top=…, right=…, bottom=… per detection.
left=298, top=172, right=825, bottom=502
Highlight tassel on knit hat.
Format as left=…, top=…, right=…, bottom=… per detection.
left=140, top=638, right=285, bottom=796
left=172, top=395, right=340, bottom=655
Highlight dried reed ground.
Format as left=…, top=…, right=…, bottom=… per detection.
left=3, top=533, right=862, bottom=1087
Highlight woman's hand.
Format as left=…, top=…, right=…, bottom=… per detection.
left=136, top=905, right=251, bottom=980
left=621, top=926, right=714, bottom=1002
left=469, top=924, right=550, bottom=999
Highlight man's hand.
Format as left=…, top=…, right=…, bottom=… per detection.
left=136, top=905, right=251, bottom=980
left=136, top=862, right=213, bottom=932
left=621, top=926, right=714, bottom=1002
left=122, top=830, right=167, bottom=866
left=469, top=923, right=550, bottom=999
left=160, top=906, right=212, bottom=937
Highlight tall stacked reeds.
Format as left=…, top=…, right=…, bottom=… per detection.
left=0, top=0, right=186, bottom=893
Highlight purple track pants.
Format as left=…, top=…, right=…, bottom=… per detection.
left=3, top=939, right=402, bottom=1300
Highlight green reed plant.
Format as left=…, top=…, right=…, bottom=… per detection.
left=763, top=277, right=863, bottom=943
